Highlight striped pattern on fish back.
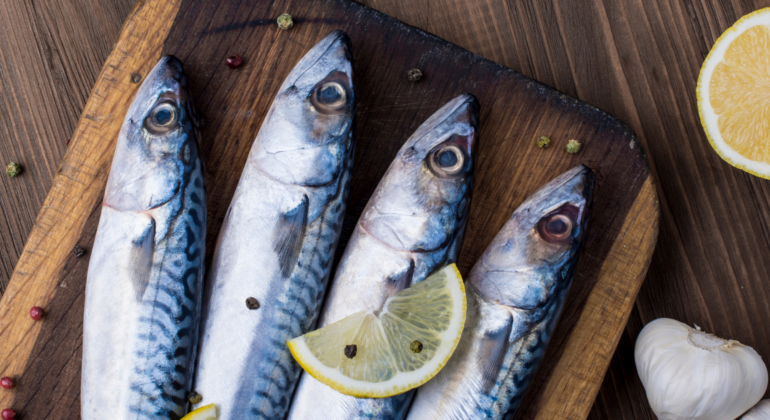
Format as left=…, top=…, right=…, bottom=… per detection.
left=128, top=159, right=206, bottom=420
left=244, top=144, right=354, bottom=420
left=352, top=392, right=415, bottom=419
left=494, top=286, right=571, bottom=420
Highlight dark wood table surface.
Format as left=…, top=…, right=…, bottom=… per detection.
left=1, top=0, right=769, bottom=418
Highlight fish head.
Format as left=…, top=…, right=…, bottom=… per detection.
left=104, top=56, right=200, bottom=211
left=360, top=94, right=479, bottom=252
left=470, top=165, right=593, bottom=310
left=250, top=30, right=355, bottom=188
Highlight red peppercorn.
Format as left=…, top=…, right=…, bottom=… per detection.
left=1, top=408, right=16, bottom=419
left=226, top=55, right=243, bottom=69
left=30, top=306, right=44, bottom=320
left=0, top=377, right=13, bottom=389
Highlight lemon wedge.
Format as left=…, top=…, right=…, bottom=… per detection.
left=288, top=264, right=466, bottom=398
left=181, top=404, right=217, bottom=420
left=698, top=7, right=770, bottom=178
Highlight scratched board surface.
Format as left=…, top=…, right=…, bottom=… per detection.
left=0, top=0, right=658, bottom=419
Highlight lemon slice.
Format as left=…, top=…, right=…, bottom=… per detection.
left=181, top=404, right=217, bottom=420
left=288, top=264, right=466, bottom=398
left=698, top=7, right=770, bottom=178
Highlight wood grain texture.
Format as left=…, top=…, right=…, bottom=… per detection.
left=1, top=0, right=767, bottom=420
left=0, top=0, right=657, bottom=418
left=0, top=0, right=136, bottom=291
left=360, top=0, right=770, bottom=418
left=0, top=0, right=182, bottom=416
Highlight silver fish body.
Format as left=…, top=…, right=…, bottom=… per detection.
left=82, top=56, right=205, bottom=420
left=405, top=165, right=593, bottom=420
left=192, top=31, right=355, bottom=419
left=287, top=94, right=479, bottom=420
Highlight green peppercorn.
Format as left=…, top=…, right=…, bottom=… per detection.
left=6, top=162, right=21, bottom=177
left=277, top=14, right=294, bottom=30
left=537, top=136, right=551, bottom=148
left=188, top=391, right=203, bottom=404
left=565, top=139, right=581, bottom=154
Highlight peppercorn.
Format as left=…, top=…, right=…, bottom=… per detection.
left=277, top=14, right=294, bottom=30
left=407, top=69, right=423, bottom=82
left=344, top=344, right=357, bottom=359
left=226, top=55, right=243, bottom=69
left=30, top=307, right=44, bottom=321
left=1, top=408, right=16, bottom=420
left=0, top=377, right=14, bottom=390
left=72, top=245, right=85, bottom=258
left=565, top=139, right=581, bottom=154
left=5, top=163, right=21, bottom=178
left=188, top=391, right=203, bottom=404
left=537, top=136, right=551, bottom=148
left=246, top=297, right=260, bottom=310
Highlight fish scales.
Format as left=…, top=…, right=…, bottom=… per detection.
left=287, top=94, right=479, bottom=420
left=82, top=56, right=205, bottom=420
left=223, top=139, right=354, bottom=418
left=193, top=31, right=356, bottom=419
left=405, top=165, right=594, bottom=420
left=128, top=165, right=205, bottom=417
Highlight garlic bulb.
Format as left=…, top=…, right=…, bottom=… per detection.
left=635, top=318, right=768, bottom=420
left=741, top=400, right=770, bottom=419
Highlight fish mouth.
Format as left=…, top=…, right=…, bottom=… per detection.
left=281, top=30, right=353, bottom=92
left=150, top=56, right=190, bottom=98
left=520, top=164, right=594, bottom=219
left=441, top=94, right=480, bottom=157
left=407, top=94, right=480, bottom=154
left=310, top=30, right=353, bottom=68
left=157, top=56, right=185, bottom=79
left=314, top=30, right=352, bottom=58
left=328, top=30, right=353, bottom=59
left=437, top=94, right=480, bottom=128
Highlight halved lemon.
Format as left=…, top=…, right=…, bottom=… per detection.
left=698, top=7, right=770, bottom=178
left=288, top=264, right=466, bottom=398
left=181, top=404, right=217, bottom=420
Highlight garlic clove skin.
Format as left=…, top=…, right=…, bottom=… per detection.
left=635, top=318, right=768, bottom=420
left=741, top=400, right=770, bottom=420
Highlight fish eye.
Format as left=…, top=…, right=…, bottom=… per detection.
left=309, top=72, right=351, bottom=115
left=536, top=205, right=580, bottom=245
left=438, top=149, right=458, bottom=167
left=144, top=100, right=180, bottom=135
left=318, top=83, right=345, bottom=105
left=428, top=144, right=465, bottom=178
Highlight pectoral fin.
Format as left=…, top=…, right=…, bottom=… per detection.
left=273, top=196, right=309, bottom=278
left=478, top=315, right=513, bottom=394
left=384, top=259, right=415, bottom=298
left=131, top=219, right=155, bottom=300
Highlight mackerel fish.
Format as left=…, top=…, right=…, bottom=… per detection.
left=287, top=93, right=479, bottom=420
left=82, top=56, right=205, bottom=420
left=192, top=31, right=355, bottom=419
left=405, top=164, right=593, bottom=420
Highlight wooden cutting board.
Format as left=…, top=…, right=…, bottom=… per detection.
left=0, top=0, right=659, bottom=418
